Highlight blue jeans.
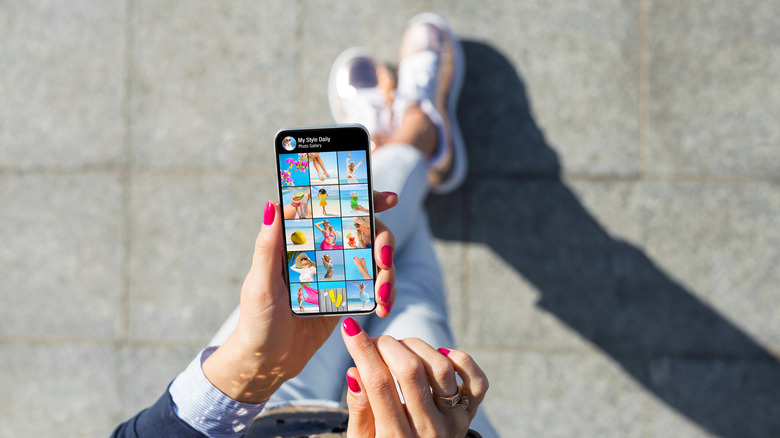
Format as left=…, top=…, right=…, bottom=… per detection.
left=210, top=144, right=498, bottom=437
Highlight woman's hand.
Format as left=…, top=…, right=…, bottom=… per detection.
left=202, top=191, right=399, bottom=404
left=341, top=318, right=489, bottom=437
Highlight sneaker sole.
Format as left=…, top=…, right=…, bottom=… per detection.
left=407, top=13, right=467, bottom=195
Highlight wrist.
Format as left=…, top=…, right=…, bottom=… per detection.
left=201, top=336, right=285, bottom=404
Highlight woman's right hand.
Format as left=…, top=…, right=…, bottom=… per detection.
left=341, top=318, right=489, bottom=437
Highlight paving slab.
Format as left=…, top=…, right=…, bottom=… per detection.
left=646, top=357, right=780, bottom=437
left=119, top=345, right=201, bottom=420
left=464, top=178, right=780, bottom=356
left=131, top=0, right=296, bottom=170
left=0, top=0, right=125, bottom=168
left=128, top=174, right=274, bottom=342
left=2, top=1, right=780, bottom=437
left=647, top=0, right=780, bottom=176
left=0, top=174, right=123, bottom=339
left=430, top=0, right=640, bottom=176
left=476, top=350, right=648, bottom=438
left=570, top=179, right=780, bottom=353
left=0, top=344, right=121, bottom=437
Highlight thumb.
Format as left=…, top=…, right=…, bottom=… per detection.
left=346, top=368, right=376, bottom=437
left=250, top=201, right=283, bottom=283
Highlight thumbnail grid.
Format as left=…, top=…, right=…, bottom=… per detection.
left=279, top=150, right=375, bottom=314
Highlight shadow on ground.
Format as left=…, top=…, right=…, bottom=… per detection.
left=426, top=40, right=780, bottom=437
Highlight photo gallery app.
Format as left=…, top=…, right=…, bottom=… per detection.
left=278, top=144, right=375, bottom=315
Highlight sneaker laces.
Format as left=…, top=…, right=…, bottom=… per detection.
left=396, top=50, right=440, bottom=105
left=394, top=50, right=449, bottom=165
left=341, top=88, right=393, bottom=137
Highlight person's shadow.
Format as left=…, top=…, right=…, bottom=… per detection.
left=426, top=41, right=780, bottom=437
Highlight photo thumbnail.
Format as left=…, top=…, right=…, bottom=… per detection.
left=279, top=152, right=310, bottom=187
left=311, top=185, right=341, bottom=218
left=313, top=218, right=344, bottom=251
left=282, top=187, right=312, bottom=220
left=308, top=152, right=339, bottom=185
left=339, top=184, right=370, bottom=217
left=318, top=281, right=347, bottom=313
left=338, top=150, right=368, bottom=184
left=288, top=250, right=317, bottom=284
left=316, top=249, right=345, bottom=282
left=285, top=219, right=314, bottom=251
left=291, top=282, right=318, bottom=314
left=342, top=216, right=371, bottom=249
left=347, top=280, right=374, bottom=312
left=344, top=248, right=373, bottom=281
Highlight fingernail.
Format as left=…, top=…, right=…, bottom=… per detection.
left=346, top=373, right=361, bottom=393
left=263, top=201, right=275, bottom=225
left=437, top=348, right=451, bottom=356
left=378, top=283, right=391, bottom=303
left=382, top=304, right=392, bottom=313
left=381, top=246, right=393, bottom=267
left=343, top=317, right=362, bottom=337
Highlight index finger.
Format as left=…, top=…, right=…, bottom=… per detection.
left=341, top=318, right=411, bottom=436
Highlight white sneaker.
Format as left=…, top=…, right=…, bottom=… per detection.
left=328, top=48, right=395, bottom=141
left=394, top=13, right=466, bottom=194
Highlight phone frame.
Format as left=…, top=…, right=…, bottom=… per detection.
left=274, top=124, right=377, bottom=317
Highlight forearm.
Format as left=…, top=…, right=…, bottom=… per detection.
left=201, top=339, right=284, bottom=404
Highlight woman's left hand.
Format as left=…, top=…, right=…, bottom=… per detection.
left=202, top=191, right=399, bottom=404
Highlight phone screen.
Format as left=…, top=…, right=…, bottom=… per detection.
left=274, top=125, right=377, bottom=316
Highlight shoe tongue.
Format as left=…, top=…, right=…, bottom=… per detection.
left=396, top=50, right=438, bottom=102
left=344, top=88, right=391, bottom=137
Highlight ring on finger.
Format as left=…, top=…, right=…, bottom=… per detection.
left=434, top=385, right=469, bottom=410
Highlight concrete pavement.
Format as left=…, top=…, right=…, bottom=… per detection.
left=2, top=1, right=779, bottom=436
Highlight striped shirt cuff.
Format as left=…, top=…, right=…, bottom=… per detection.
left=169, top=347, right=267, bottom=438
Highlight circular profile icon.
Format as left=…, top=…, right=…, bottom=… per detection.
left=282, top=136, right=297, bottom=151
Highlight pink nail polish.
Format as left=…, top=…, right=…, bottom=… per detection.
left=263, top=201, right=275, bottom=225
left=381, top=246, right=393, bottom=267
left=378, top=283, right=391, bottom=303
left=343, top=317, right=362, bottom=337
left=346, top=373, right=361, bottom=393
left=382, top=304, right=392, bottom=313
left=437, top=348, right=451, bottom=356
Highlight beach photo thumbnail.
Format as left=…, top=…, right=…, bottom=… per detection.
left=345, top=248, right=373, bottom=281
left=339, top=184, right=370, bottom=217
left=287, top=250, right=317, bottom=284
left=311, top=185, right=341, bottom=218
left=279, top=152, right=310, bottom=187
left=308, top=152, right=339, bottom=185
left=316, top=249, right=345, bottom=282
left=338, top=150, right=368, bottom=184
left=284, top=219, right=314, bottom=251
left=282, top=187, right=312, bottom=220
left=313, top=218, right=344, bottom=251
left=318, top=281, right=347, bottom=313
left=291, top=282, right=319, bottom=314
left=347, top=280, right=375, bottom=312
left=342, top=216, right=371, bottom=250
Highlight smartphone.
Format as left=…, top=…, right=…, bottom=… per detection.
left=274, top=125, right=377, bottom=316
